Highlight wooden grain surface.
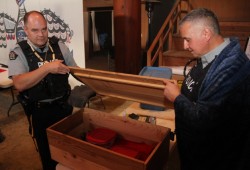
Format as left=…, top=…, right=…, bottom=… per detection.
left=47, top=108, right=170, bottom=170
left=70, top=67, right=174, bottom=109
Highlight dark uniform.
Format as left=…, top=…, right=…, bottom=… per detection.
left=8, top=36, right=77, bottom=170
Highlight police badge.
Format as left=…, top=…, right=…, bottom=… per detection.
left=9, top=51, right=18, bottom=60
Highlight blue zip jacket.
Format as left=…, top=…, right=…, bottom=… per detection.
left=174, top=38, right=250, bottom=170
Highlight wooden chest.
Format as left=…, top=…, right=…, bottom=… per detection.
left=47, top=68, right=173, bottom=170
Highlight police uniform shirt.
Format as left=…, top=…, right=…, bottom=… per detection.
left=181, top=38, right=230, bottom=102
left=8, top=39, right=77, bottom=78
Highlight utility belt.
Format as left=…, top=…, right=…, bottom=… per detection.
left=17, top=92, right=70, bottom=135
left=34, top=96, right=67, bottom=108
left=17, top=92, right=70, bottom=152
left=18, top=92, right=70, bottom=114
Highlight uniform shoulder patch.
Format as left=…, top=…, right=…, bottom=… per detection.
left=9, top=51, right=18, bottom=60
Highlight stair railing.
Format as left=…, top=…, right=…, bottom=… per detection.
left=147, top=0, right=190, bottom=66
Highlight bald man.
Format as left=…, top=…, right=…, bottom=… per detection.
left=8, top=11, right=77, bottom=170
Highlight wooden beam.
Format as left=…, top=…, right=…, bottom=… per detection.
left=113, top=0, right=141, bottom=74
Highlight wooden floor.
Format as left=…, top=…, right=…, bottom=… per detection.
left=86, top=51, right=115, bottom=72
left=0, top=88, right=42, bottom=170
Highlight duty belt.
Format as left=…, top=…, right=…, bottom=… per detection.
left=36, top=96, right=65, bottom=108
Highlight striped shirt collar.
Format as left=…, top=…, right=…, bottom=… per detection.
left=201, top=38, right=230, bottom=68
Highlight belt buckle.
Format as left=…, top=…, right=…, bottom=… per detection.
left=37, top=101, right=51, bottom=108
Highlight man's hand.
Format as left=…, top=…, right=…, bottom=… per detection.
left=44, top=60, right=70, bottom=74
left=13, top=60, right=69, bottom=92
left=163, top=79, right=181, bottom=102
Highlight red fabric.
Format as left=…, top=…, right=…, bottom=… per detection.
left=111, top=145, right=141, bottom=159
left=113, top=138, right=155, bottom=161
left=86, top=128, right=155, bottom=161
left=0, top=68, right=6, bottom=73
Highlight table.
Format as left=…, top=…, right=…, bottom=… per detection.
left=0, top=65, right=12, bottom=88
left=0, top=65, right=19, bottom=116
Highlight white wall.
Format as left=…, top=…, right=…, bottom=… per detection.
left=0, top=0, right=85, bottom=86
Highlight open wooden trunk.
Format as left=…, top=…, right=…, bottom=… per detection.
left=47, top=67, right=172, bottom=170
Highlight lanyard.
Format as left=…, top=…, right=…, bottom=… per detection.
left=27, top=42, right=55, bottom=62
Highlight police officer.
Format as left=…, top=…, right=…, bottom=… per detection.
left=8, top=11, right=77, bottom=170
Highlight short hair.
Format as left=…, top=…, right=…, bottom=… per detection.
left=179, top=8, right=221, bottom=35
left=23, top=10, right=46, bottom=26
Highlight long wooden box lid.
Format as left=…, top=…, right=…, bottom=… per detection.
left=70, top=67, right=173, bottom=108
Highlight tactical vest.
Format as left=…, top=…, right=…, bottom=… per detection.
left=181, top=59, right=213, bottom=103
left=18, top=36, right=70, bottom=101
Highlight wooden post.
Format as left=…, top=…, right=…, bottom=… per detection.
left=113, top=0, right=141, bottom=74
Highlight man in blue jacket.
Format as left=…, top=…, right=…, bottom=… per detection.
left=163, top=8, right=250, bottom=170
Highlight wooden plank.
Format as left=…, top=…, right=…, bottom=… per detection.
left=162, top=50, right=195, bottom=67
left=190, top=0, right=250, bottom=22
left=48, top=131, right=145, bottom=170
left=146, top=135, right=169, bottom=170
left=69, top=67, right=173, bottom=109
left=120, top=102, right=177, bottom=157
left=83, top=108, right=169, bottom=143
left=51, top=146, right=110, bottom=170
left=113, top=0, right=141, bottom=74
left=84, top=0, right=113, bottom=8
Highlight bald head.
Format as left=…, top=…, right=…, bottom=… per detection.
left=23, top=10, right=48, bottom=48
left=23, top=11, right=46, bottom=26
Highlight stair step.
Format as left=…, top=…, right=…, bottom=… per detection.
left=172, top=35, right=184, bottom=50
left=220, top=22, right=250, bottom=49
left=162, top=50, right=195, bottom=66
left=163, top=50, right=193, bottom=58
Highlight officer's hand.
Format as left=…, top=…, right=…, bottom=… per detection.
left=163, top=79, right=180, bottom=102
left=45, top=60, right=70, bottom=74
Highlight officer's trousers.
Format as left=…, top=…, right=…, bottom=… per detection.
left=31, top=101, right=72, bottom=170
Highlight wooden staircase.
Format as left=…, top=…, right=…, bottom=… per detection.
left=162, top=35, right=193, bottom=67
left=147, top=0, right=250, bottom=68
